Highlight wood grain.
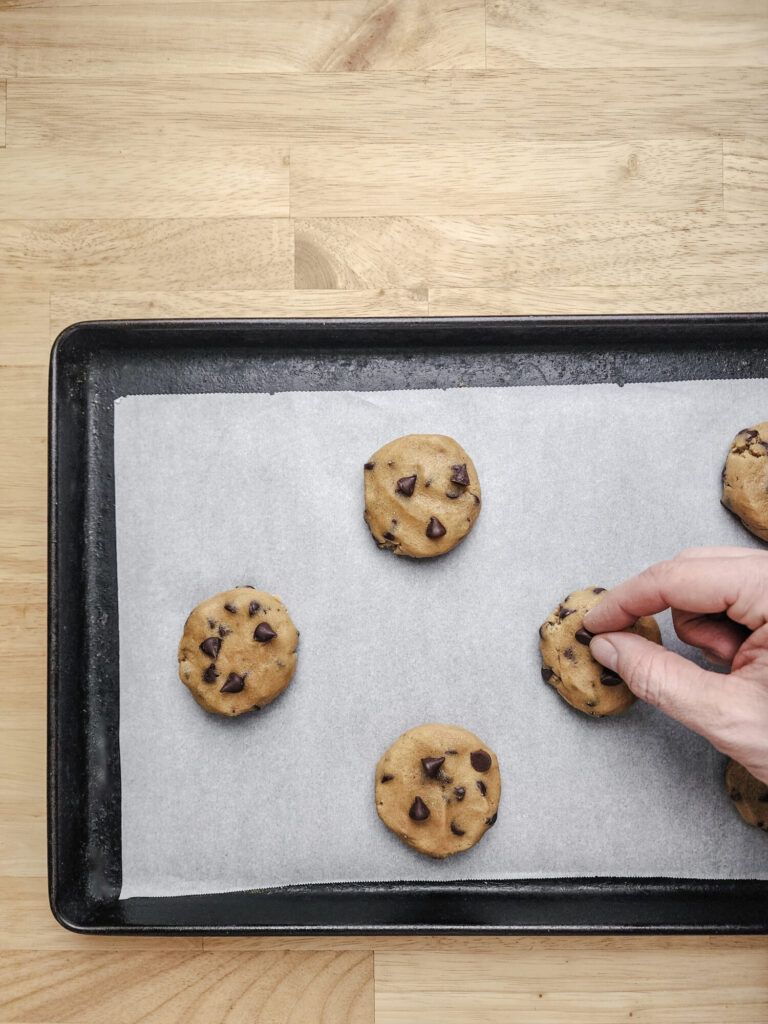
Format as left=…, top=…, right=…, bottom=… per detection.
left=0, top=0, right=767, bottom=1018
left=9, top=71, right=768, bottom=149
left=49, top=288, right=428, bottom=343
left=0, top=219, right=293, bottom=291
left=725, top=137, right=768, bottom=213
left=0, top=949, right=373, bottom=1021
left=487, top=0, right=768, bottom=69
left=0, top=147, right=289, bottom=218
left=294, top=212, right=768, bottom=291
left=428, top=282, right=768, bottom=316
left=375, top=947, right=768, bottom=1022
left=290, top=140, right=722, bottom=216
left=0, top=0, right=484, bottom=76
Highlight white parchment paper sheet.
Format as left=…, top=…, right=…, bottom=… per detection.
left=115, top=380, right=768, bottom=898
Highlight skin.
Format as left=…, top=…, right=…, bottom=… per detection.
left=583, top=547, right=768, bottom=785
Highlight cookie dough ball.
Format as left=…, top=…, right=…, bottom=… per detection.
left=375, top=723, right=501, bottom=859
left=178, top=587, right=298, bottom=716
left=539, top=587, right=662, bottom=717
left=722, top=423, right=768, bottom=542
left=726, top=759, right=768, bottom=831
left=364, top=434, right=481, bottom=558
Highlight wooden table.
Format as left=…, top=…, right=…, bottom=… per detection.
left=1, top=1, right=767, bottom=1020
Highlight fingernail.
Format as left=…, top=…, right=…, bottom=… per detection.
left=590, top=636, right=618, bottom=671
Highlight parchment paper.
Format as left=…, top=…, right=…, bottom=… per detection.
left=115, top=379, right=768, bottom=899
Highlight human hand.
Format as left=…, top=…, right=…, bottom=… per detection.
left=582, top=547, right=768, bottom=785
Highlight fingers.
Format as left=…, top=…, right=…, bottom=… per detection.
left=589, top=632, right=730, bottom=743
left=582, top=554, right=768, bottom=634
left=672, top=609, right=750, bottom=665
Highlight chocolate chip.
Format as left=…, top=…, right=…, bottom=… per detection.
left=759, top=442, right=768, bottom=453
left=586, top=700, right=597, bottom=707
left=220, top=672, right=245, bottom=693
left=396, top=474, right=417, bottom=497
left=476, top=780, right=487, bottom=796
left=421, top=756, right=445, bottom=778
left=592, top=587, right=606, bottom=594
left=575, top=627, right=593, bottom=645
left=383, top=531, right=397, bottom=541
left=381, top=774, right=394, bottom=783
left=392, top=519, right=398, bottom=526
left=202, top=664, right=219, bottom=684
left=243, top=585, right=256, bottom=589
left=445, top=491, right=461, bottom=499
left=445, top=749, right=458, bottom=755
left=387, top=460, right=395, bottom=467
left=472, top=493, right=481, bottom=504
left=364, top=461, right=376, bottom=470
left=224, top=603, right=237, bottom=614
left=409, top=796, right=430, bottom=821
left=218, top=625, right=231, bottom=638
left=600, top=669, right=623, bottom=686
left=199, top=637, right=222, bottom=659
left=485, top=812, right=497, bottom=827
left=450, top=463, right=470, bottom=487
left=253, top=623, right=277, bottom=642
left=470, top=749, right=492, bottom=772
left=563, top=646, right=576, bottom=661
left=207, top=618, right=216, bottom=629
left=739, top=428, right=758, bottom=439
left=424, top=479, right=431, bottom=487
left=450, top=821, right=466, bottom=836
left=252, top=704, right=261, bottom=710
left=541, top=666, right=554, bottom=682
left=426, top=516, right=446, bottom=539
left=558, top=606, right=576, bottom=620
left=454, top=786, right=466, bottom=801
left=248, top=600, right=261, bottom=616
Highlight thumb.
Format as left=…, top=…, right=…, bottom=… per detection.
left=590, top=632, right=729, bottom=743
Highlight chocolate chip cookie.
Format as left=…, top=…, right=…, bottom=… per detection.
left=178, top=587, right=299, bottom=716
left=539, top=587, right=662, bottom=717
left=721, top=423, right=768, bottom=542
left=375, top=723, right=501, bottom=858
left=364, top=434, right=481, bottom=558
left=726, top=759, right=768, bottom=831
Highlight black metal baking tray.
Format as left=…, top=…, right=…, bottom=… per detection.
left=49, top=314, right=768, bottom=935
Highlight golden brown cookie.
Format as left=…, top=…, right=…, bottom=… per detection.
left=375, top=723, right=501, bottom=859
left=726, top=759, right=768, bottom=831
left=721, top=423, right=768, bottom=542
left=178, top=587, right=298, bottom=716
left=539, top=587, right=662, bottom=717
left=363, top=434, right=481, bottom=558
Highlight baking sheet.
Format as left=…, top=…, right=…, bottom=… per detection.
left=114, top=379, right=768, bottom=899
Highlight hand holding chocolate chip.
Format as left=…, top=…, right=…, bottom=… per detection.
left=539, top=588, right=662, bottom=717
left=584, top=547, right=768, bottom=788
left=363, top=434, right=481, bottom=558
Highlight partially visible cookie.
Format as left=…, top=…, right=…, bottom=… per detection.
left=722, top=423, right=768, bottom=542
left=178, top=587, right=298, bottom=716
left=363, top=434, right=481, bottom=558
left=726, top=759, right=768, bottom=831
left=375, top=723, right=501, bottom=859
left=539, top=587, right=662, bottom=717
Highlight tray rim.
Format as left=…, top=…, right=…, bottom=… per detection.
left=48, top=313, right=768, bottom=935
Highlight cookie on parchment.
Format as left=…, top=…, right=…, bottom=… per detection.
left=539, top=587, right=661, bottom=718
left=178, top=587, right=298, bottom=716
left=722, top=423, right=768, bottom=543
left=375, top=723, right=500, bottom=859
left=363, top=434, right=481, bottom=558
left=726, top=759, right=768, bottom=832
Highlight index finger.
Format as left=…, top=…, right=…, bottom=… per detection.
left=582, top=555, right=768, bottom=634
